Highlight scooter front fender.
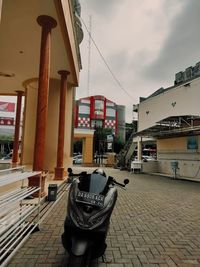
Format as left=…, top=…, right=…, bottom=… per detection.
left=71, top=236, right=89, bottom=256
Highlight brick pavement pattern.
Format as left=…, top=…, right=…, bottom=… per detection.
left=7, top=168, right=200, bottom=267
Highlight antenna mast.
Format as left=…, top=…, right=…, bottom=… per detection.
left=87, top=15, right=92, bottom=96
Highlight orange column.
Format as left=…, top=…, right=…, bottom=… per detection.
left=54, top=70, right=70, bottom=180
left=33, top=15, right=57, bottom=171
left=29, top=15, right=57, bottom=197
left=12, top=90, right=23, bottom=166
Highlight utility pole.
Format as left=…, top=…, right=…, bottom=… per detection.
left=87, top=15, right=92, bottom=96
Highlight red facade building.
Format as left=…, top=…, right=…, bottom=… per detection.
left=75, top=95, right=118, bottom=134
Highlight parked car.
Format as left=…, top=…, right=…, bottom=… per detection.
left=134, top=155, right=156, bottom=162
left=1, top=152, right=12, bottom=160
left=73, top=154, right=83, bottom=164
left=143, top=155, right=156, bottom=161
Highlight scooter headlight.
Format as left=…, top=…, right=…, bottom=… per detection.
left=68, top=183, right=117, bottom=230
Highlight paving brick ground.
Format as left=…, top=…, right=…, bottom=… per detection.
left=6, top=167, right=200, bottom=267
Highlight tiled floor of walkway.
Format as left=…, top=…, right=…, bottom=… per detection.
left=7, top=167, right=200, bottom=266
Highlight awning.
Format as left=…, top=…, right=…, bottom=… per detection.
left=137, top=115, right=200, bottom=138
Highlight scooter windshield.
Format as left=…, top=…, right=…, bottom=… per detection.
left=78, top=173, right=108, bottom=195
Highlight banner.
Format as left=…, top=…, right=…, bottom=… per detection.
left=107, top=142, right=113, bottom=151
left=0, top=117, right=14, bottom=125
left=0, top=102, right=15, bottom=112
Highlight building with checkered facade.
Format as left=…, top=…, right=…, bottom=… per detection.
left=75, top=95, right=126, bottom=143
left=0, top=97, right=17, bottom=137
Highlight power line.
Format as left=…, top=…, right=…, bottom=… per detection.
left=80, top=16, right=135, bottom=102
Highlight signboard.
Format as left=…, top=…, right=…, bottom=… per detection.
left=107, top=134, right=113, bottom=142
left=0, top=117, right=14, bottom=125
left=0, top=102, right=15, bottom=112
left=107, top=142, right=113, bottom=151
left=187, top=136, right=198, bottom=150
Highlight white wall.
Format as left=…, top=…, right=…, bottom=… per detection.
left=0, top=0, right=2, bottom=22
left=136, top=77, right=200, bottom=181
left=138, top=77, right=200, bottom=132
left=156, top=136, right=200, bottom=180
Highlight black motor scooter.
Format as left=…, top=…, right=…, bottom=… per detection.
left=62, top=168, right=129, bottom=267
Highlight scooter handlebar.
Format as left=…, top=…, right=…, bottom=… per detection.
left=68, top=168, right=87, bottom=177
left=113, top=180, right=126, bottom=187
left=108, top=176, right=129, bottom=188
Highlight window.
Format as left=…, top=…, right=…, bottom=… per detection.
left=106, top=102, right=114, bottom=107
left=79, top=105, right=90, bottom=115
left=94, top=100, right=104, bottom=116
left=106, top=108, right=116, bottom=117
left=95, top=100, right=104, bottom=110
left=80, top=99, right=90, bottom=104
left=187, top=136, right=198, bottom=149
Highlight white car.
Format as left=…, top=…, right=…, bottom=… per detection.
left=73, top=155, right=83, bottom=164
left=1, top=152, right=12, bottom=160
left=143, top=156, right=156, bottom=161
left=134, top=156, right=156, bottom=162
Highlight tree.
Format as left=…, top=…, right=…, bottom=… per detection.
left=93, top=127, right=113, bottom=155
left=73, top=140, right=82, bottom=154
left=0, top=135, right=13, bottom=141
left=114, top=136, right=124, bottom=154
left=0, top=135, right=13, bottom=157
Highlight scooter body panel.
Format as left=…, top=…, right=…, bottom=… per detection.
left=61, top=169, right=127, bottom=263
left=71, top=236, right=89, bottom=256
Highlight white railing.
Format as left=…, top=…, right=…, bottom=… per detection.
left=0, top=168, right=42, bottom=267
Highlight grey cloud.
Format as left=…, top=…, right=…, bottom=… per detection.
left=83, top=0, right=122, bottom=17
left=162, top=0, right=183, bottom=15
left=144, top=0, right=200, bottom=84
left=107, top=50, right=130, bottom=73
left=107, top=49, right=152, bottom=84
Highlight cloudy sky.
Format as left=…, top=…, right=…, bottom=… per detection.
left=76, top=0, right=200, bottom=122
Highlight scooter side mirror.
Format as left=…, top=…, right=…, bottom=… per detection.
left=124, top=179, right=129, bottom=185
left=67, top=168, right=73, bottom=174
left=80, top=171, right=87, bottom=176
left=79, top=172, right=88, bottom=182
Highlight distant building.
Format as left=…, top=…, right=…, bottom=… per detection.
left=0, top=97, right=17, bottom=138
left=133, top=60, right=200, bottom=181
left=75, top=95, right=126, bottom=143
left=0, top=96, right=26, bottom=156
left=174, top=61, right=200, bottom=85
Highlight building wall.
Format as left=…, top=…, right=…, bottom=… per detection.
left=136, top=135, right=200, bottom=180
left=44, top=80, right=74, bottom=171
left=74, top=129, right=95, bottom=165
left=22, top=79, right=74, bottom=171
left=0, top=1, right=82, bottom=177
left=44, top=79, right=60, bottom=172
left=157, top=137, right=186, bottom=152
left=116, top=105, right=125, bottom=143
left=0, top=0, right=2, bottom=22
left=65, top=84, right=74, bottom=166
left=59, top=0, right=80, bottom=83
left=138, top=77, right=200, bottom=132
left=22, top=84, right=37, bottom=166
left=157, top=136, right=200, bottom=180
left=136, top=75, right=200, bottom=180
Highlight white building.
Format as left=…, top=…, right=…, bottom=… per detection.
left=136, top=61, right=200, bottom=181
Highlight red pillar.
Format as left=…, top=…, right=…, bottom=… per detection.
left=29, top=15, right=57, bottom=197
left=12, top=90, right=23, bottom=166
left=33, top=15, right=57, bottom=171
left=54, top=70, right=70, bottom=180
